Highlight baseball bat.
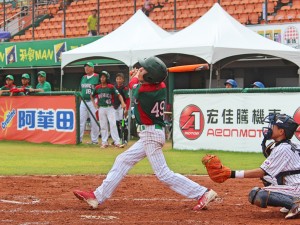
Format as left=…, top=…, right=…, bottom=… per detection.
left=167, top=64, right=209, bottom=73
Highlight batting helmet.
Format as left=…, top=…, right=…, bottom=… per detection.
left=262, top=113, right=299, bottom=140
left=251, top=81, right=265, bottom=88
left=224, top=79, right=238, bottom=88
left=138, top=56, right=168, bottom=84
left=101, top=71, right=110, bottom=83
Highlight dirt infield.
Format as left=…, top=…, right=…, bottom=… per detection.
left=0, top=175, right=299, bottom=225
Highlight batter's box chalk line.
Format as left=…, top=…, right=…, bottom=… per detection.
left=81, top=215, right=119, bottom=220
left=0, top=195, right=40, bottom=205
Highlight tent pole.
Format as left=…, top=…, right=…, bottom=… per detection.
left=209, top=64, right=213, bottom=89
left=60, top=69, right=64, bottom=91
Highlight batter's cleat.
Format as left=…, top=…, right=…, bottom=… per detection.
left=280, top=207, right=289, bottom=213
left=73, top=190, right=99, bottom=209
left=285, top=204, right=300, bottom=219
left=193, top=189, right=217, bottom=211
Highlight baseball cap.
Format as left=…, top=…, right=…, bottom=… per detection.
left=22, top=73, right=30, bottom=79
left=37, top=71, right=46, bottom=77
left=5, top=75, right=14, bottom=81
left=84, top=62, right=94, bottom=68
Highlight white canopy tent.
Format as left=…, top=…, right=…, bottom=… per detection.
left=133, top=3, right=300, bottom=87
left=61, top=9, right=170, bottom=68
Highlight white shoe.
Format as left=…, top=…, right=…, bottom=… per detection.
left=285, top=204, right=300, bottom=219
left=280, top=207, right=289, bottom=213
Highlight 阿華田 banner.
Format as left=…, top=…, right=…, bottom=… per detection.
left=0, top=95, right=77, bottom=144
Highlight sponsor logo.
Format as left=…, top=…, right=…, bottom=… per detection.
left=180, top=105, right=204, bottom=140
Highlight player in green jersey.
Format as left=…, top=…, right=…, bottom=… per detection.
left=91, top=71, right=126, bottom=148
left=29, top=71, right=51, bottom=93
left=79, top=62, right=100, bottom=144
left=73, top=56, right=217, bottom=211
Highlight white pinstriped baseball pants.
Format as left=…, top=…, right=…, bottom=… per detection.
left=79, top=101, right=99, bottom=143
left=99, top=106, right=120, bottom=145
left=94, top=125, right=207, bottom=204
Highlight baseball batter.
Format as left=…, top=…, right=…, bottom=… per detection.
left=205, top=113, right=300, bottom=219
left=79, top=62, right=99, bottom=144
left=91, top=71, right=126, bottom=148
left=73, top=56, right=217, bottom=210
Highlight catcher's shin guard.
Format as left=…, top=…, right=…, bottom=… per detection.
left=249, top=187, right=294, bottom=209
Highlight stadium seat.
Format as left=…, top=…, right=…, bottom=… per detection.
left=225, top=5, right=236, bottom=14
left=235, top=4, right=245, bottom=14
left=249, top=12, right=260, bottom=24
left=239, top=13, right=249, bottom=24
left=244, top=3, right=255, bottom=13
left=220, top=0, right=231, bottom=6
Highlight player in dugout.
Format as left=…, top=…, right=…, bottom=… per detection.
left=0, top=75, right=16, bottom=96
left=29, top=71, right=51, bottom=93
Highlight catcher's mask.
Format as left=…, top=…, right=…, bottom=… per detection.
left=138, top=56, right=168, bottom=84
left=101, top=71, right=110, bottom=83
left=262, top=113, right=299, bottom=140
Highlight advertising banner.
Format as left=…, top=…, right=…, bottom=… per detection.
left=0, top=95, right=77, bottom=144
left=173, top=93, right=300, bottom=152
left=0, top=36, right=100, bottom=68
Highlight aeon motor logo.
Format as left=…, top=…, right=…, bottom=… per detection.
left=293, top=107, right=300, bottom=141
left=179, top=104, right=204, bottom=140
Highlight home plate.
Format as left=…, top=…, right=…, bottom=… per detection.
left=81, top=215, right=118, bottom=220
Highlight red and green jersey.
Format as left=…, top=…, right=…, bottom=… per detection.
left=80, top=73, right=99, bottom=100
left=129, top=77, right=166, bottom=127
left=93, top=84, right=120, bottom=107
left=17, top=84, right=32, bottom=96
left=113, top=84, right=130, bottom=110
left=0, top=84, right=16, bottom=90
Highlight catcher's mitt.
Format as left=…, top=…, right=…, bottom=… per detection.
left=202, top=154, right=231, bottom=183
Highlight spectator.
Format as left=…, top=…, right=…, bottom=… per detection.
left=251, top=81, right=265, bottom=88
left=142, top=0, right=164, bottom=17
left=87, top=9, right=98, bottom=36
left=0, top=75, right=16, bottom=96
left=224, top=79, right=238, bottom=88
left=79, top=62, right=100, bottom=145
left=29, top=71, right=51, bottom=93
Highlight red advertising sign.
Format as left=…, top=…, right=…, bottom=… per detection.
left=0, top=95, right=77, bottom=144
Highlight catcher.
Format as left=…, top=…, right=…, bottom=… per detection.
left=202, top=113, right=300, bottom=219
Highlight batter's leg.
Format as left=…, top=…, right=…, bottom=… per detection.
left=140, top=129, right=207, bottom=199
left=94, top=139, right=146, bottom=203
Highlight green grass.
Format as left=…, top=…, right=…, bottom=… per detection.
left=0, top=139, right=265, bottom=176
